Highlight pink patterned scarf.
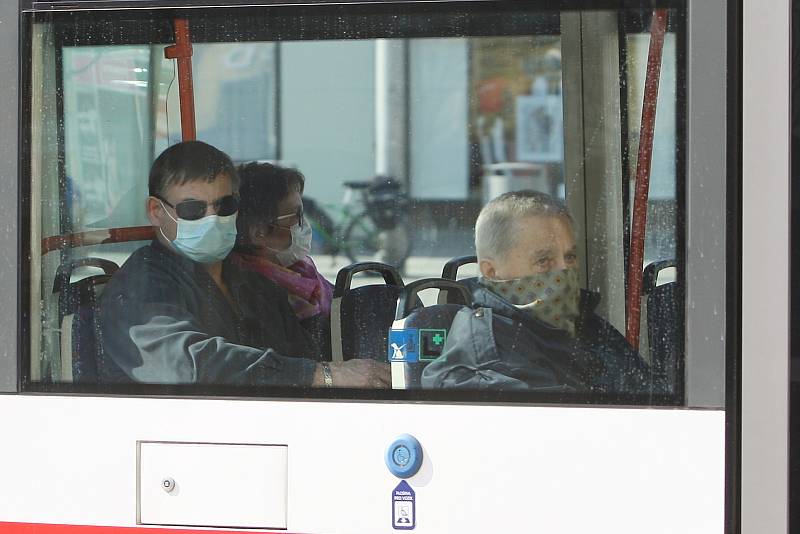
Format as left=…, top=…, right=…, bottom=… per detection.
left=231, top=253, right=333, bottom=320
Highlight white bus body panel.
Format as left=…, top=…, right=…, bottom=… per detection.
left=0, top=396, right=723, bottom=533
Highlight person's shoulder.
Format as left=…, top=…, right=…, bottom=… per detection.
left=226, top=257, right=290, bottom=298
left=116, top=242, right=179, bottom=275
left=104, top=242, right=190, bottom=298
left=578, top=303, right=646, bottom=366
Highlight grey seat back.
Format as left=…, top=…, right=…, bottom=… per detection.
left=331, top=262, right=404, bottom=362
left=52, top=258, right=119, bottom=383
left=390, top=278, right=472, bottom=389
left=643, top=260, right=682, bottom=395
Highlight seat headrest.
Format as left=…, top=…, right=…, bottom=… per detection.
left=403, top=303, right=465, bottom=330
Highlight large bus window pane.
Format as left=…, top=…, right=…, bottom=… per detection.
left=27, top=6, right=691, bottom=405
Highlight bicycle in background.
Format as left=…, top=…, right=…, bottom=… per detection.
left=304, top=177, right=412, bottom=269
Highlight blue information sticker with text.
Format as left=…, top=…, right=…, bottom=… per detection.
left=392, top=480, right=416, bottom=530
left=388, top=329, right=419, bottom=362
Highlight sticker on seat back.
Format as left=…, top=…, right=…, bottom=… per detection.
left=388, top=329, right=419, bottom=362
left=419, top=329, right=447, bottom=361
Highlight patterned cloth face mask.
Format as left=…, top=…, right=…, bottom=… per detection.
left=159, top=201, right=238, bottom=264
left=479, top=268, right=581, bottom=337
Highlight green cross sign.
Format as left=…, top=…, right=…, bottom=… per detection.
left=420, top=329, right=447, bottom=361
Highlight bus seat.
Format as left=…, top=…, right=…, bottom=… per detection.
left=642, top=260, right=681, bottom=395
left=390, top=278, right=472, bottom=389
left=439, top=255, right=478, bottom=304
left=52, top=258, right=119, bottom=383
left=331, top=262, right=405, bottom=362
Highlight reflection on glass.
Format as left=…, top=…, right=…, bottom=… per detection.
left=63, top=46, right=152, bottom=231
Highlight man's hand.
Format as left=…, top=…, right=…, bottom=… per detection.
left=313, top=360, right=391, bottom=388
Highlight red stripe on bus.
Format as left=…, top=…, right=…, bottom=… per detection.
left=0, top=523, right=305, bottom=534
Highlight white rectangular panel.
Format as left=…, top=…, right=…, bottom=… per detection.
left=137, top=441, right=288, bottom=529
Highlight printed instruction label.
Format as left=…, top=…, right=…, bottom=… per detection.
left=388, top=329, right=419, bottom=362
left=392, top=480, right=416, bottom=530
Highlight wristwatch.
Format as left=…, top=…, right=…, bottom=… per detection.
left=321, top=363, right=334, bottom=388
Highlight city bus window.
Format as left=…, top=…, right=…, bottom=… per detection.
left=25, top=4, right=694, bottom=404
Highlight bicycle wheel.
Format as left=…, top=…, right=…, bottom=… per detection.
left=342, top=212, right=411, bottom=268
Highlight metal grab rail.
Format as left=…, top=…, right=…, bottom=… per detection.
left=625, top=8, right=669, bottom=349
left=41, top=226, right=155, bottom=256
left=164, top=18, right=196, bottom=142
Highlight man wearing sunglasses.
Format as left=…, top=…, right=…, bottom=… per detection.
left=97, top=140, right=390, bottom=389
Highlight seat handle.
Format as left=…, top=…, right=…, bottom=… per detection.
left=642, top=260, right=677, bottom=295
left=53, top=257, right=120, bottom=294
left=441, top=255, right=477, bottom=280
left=395, top=278, right=472, bottom=320
left=333, top=262, right=404, bottom=298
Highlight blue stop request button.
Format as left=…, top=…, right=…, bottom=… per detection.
left=386, top=434, right=423, bottom=478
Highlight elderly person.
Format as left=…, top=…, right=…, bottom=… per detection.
left=422, top=190, right=662, bottom=396
left=231, top=162, right=334, bottom=357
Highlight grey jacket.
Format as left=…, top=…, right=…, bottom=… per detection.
left=97, top=241, right=320, bottom=386
left=421, top=280, right=665, bottom=396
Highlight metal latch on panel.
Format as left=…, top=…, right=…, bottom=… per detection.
left=161, top=477, right=177, bottom=494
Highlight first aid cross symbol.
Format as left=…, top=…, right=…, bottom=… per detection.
left=432, top=333, right=444, bottom=345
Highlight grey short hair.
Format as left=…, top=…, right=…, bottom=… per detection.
left=475, top=190, right=572, bottom=261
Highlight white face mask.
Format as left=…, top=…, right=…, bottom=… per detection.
left=267, top=223, right=312, bottom=267
left=159, top=201, right=237, bottom=264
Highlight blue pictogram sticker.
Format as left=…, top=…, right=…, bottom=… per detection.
left=392, top=480, right=416, bottom=530
left=388, top=329, right=419, bottom=362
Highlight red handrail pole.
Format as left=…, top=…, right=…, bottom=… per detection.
left=164, top=18, right=197, bottom=142
left=625, top=9, right=668, bottom=349
left=41, top=226, right=156, bottom=256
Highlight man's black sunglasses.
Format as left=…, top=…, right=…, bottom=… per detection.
left=156, top=194, right=239, bottom=221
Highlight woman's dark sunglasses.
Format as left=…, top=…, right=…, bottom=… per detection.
left=156, top=194, right=239, bottom=221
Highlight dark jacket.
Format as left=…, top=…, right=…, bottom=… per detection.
left=97, top=240, right=320, bottom=386
left=421, top=279, right=665, bottom=396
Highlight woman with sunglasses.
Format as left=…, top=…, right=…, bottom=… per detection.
left=231, top=162, right=335, bottom=358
